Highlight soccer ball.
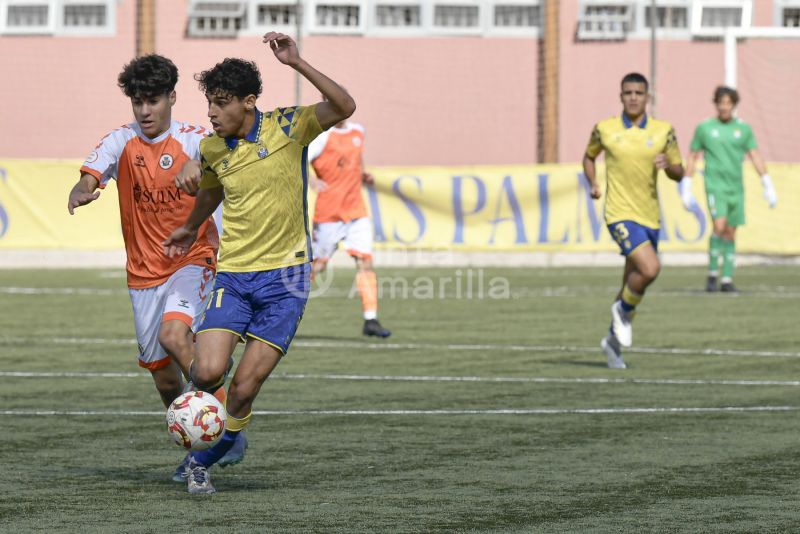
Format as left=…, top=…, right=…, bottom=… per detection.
left=166, top=391, right=227, bottom=451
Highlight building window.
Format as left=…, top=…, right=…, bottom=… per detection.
left=256, top=3, right=297, bottom=26
left=494, top=3, right=540, bottom=27
left=187, top=0, right=246, bottom=37
left=577, top=2, right=634, bottom=40
left=700, top=6, right=742, bottom=27
left=375, top=4, right=421, bottom=27
left=644, top=5, right=688, bottom=29
left=5, top=2, right=51, bottom=29
left=433, top=4, right=480, bottom=28
left=782, top=7, right=800, bottom=27
left=63, top=3, right=106, bottom=27
left=315, top=3, right=361, bottom=28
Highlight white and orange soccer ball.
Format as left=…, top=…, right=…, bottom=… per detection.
left=166, top=391, right=227, bottom=451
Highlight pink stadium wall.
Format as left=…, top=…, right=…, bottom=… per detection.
left=0, top=0, right=796, bottom=164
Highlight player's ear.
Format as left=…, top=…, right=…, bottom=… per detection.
left=168, top=91, right=177, bottom=107
left=243, top=94, right=257, bottom=111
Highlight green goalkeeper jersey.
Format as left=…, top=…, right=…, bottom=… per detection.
left=690, top=117, right=757, bottom=192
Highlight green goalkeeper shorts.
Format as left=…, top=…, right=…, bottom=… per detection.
left=705, top=187, right=745, bottom=227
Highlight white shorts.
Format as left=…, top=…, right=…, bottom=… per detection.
left=312, top=217, right=373, bottom=261
left=128, top=264, right=215, bottom=370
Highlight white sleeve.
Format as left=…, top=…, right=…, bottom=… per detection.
left=80, top=126, right=135, bottom=187
left=307, top=129, right=331, bottom=163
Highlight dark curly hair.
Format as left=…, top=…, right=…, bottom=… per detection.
left=117, top=54, right=178, bottom=98
left=195, top=58, right=262, bottom=99
left=713, top=85, right=740, bottom=105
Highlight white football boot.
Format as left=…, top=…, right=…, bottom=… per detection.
left=601, top=335, right=626, bottom=369
left=610, top=301, right=633, bottom=348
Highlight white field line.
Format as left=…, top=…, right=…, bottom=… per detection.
left=2, top=285, right=798, bottom=299
left=4, top=370, right=800, bottom=388
left=2, top=335, right=799, bottom=359
left=0, top=406, right=796, bottom=417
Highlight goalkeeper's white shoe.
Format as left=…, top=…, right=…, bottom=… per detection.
left=610, top=301, right=633, bottom=348
left=601, top=335, right=626, bottom=369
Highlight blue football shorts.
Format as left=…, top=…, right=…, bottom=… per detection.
left=198, top=263, right=310, bottom=354
left=607, top=220, right=659, bottom=256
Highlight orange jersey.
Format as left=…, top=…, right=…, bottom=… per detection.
left=80, top=121, right=218, bottom=289
left=308, top=122, right=369, bottom=223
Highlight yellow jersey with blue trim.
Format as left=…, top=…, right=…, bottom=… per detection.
left=199, top=105, right=323, bottom=272
left=585, top=114, right=682, bottom=229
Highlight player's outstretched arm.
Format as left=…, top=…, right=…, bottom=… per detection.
left=67, top=173, right=101, bottom=215
left=582, top=154, right=602, bottom=200
left=163, top=186, right=224, bottom=258
left=262, top=32, right=355, bottom=130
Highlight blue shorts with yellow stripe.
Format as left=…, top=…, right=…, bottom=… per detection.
left=198, top=263, right=310, bottom=354
left=607, top=220, right=659, bottom=256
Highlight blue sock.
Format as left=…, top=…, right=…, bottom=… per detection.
left=191, top=430, right=239, bottom=467
left=619, top=299, right=635, bottom=313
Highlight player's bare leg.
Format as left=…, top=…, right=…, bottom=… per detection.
left=150, top=360, right=185, bottom=407
left=610, top=243, right=659, bottom=347
left=355, top=256, right=390, bottom=338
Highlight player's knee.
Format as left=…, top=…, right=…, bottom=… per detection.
left=641, top=261, right=661, bottom=281
left=190, top=359, right=227, bottom=391
left=356, top=257, right=373, bottom=272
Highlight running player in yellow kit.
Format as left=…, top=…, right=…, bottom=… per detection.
left=164, top=32, right=355, bottom=494
left=582, top=73, right=684, bottom=369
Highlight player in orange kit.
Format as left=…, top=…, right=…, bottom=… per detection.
left=308, top=100, right=391, bottom=338
left=66, top=54, right=245, bottom=479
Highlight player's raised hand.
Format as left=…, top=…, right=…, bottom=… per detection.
left=163, top=226, right=198, bottom=258
left=175, top=159, right=202, bottom=196
left=263, top=32, right=300, bottom=66
left=67, top=190, right=101, bottom=215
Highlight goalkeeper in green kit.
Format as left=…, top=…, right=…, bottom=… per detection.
left=677, top=86, right=777, bottom=293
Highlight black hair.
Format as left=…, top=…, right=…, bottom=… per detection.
left=195, top=58, right=262, bottom=99
left=620, top=72, right=649, bottom=91
left=713, top=85, right=740, bottom=105
left=117, top=54, right=178, bottom=98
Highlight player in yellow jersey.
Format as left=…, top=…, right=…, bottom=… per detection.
left=582, top=73, right=684, bottom=369
left=163, top=32, right=355, bottom=494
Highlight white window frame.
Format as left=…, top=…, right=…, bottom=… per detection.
left=366, top=0, right=425, bottom=37
left=691, top=0, right=752, bottom=38
left=775, top=0, right=800, bottom=27
left=486, top=0, right=542, bottom=37
left=187, top=0, right=247, bottom=38
left=57, top=0, right=115, bottom=36
left=429, top=0, right=485, bottom=36
left=307, top=0, right=366, bottom=35
left=629, top=0, right=690, bottom=39
left=576, top=0, right=635, bottom=41
left=0, top=0, right=57, bottom=35
left=245, top=0, right=300, bottom=36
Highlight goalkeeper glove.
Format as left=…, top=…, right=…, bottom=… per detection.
left=761, top=174, right=777, bottom=208
left=678, top=177, right=699, bottom=211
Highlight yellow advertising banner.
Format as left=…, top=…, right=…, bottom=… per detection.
left=0, top=160, right=797, bottom=254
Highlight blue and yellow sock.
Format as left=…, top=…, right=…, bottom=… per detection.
left=619, top=284, right=642, bottom=313
left=192, top=411, right=251, bottom=467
